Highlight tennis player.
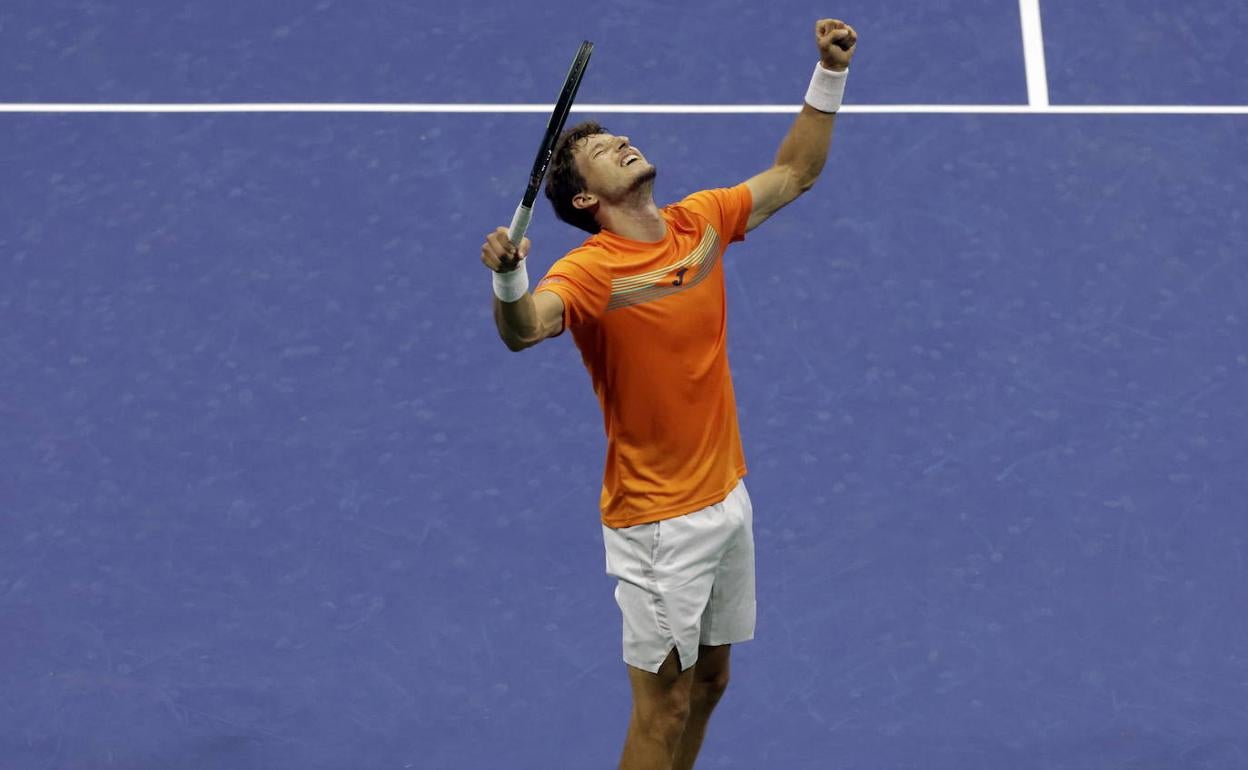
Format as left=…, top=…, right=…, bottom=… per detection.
left=481, top=19, right=857, bottom=770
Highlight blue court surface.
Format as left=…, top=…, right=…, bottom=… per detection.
left=2, top=2, right=1247, bottom=769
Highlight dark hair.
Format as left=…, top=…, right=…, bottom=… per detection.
left=544, top=121, right=607, bottom=234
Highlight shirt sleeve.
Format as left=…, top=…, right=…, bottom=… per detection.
left=534, top=250, right=611, bottom=330
left=677, top=184, right=754, bottom=244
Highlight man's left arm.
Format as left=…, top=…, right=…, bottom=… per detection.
left=744, top=18, right=858, bottom=232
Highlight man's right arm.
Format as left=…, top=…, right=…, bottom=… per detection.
left=481, top=226, right=565, bottom=352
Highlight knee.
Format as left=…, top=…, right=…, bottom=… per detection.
left=692, top=669, right=730, bottom=707
left=636, top=688, right=692, bottom=740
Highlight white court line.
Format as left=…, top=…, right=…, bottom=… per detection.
left=0, top=103, right=1246, bottom=115
left=1019, top=0, right=1051, bottom=108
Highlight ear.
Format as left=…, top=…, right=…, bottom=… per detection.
left=572, top=192, right=598, bottom=211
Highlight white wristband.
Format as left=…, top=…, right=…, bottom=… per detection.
left=492, top=261, right=529, bottom=302
left=804, top=64, right=848, bottom=113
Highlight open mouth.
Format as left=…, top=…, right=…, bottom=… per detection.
left=623, top=154, right=641, bottom=166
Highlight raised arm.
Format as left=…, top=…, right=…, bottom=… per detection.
left=744, top=19, right=858, bottom=232
left=481, top=226, right=565, bottom=351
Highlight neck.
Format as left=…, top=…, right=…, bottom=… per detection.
left=597, top=183, right=666, bottom=242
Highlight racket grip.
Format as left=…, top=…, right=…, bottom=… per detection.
left=508, top=203, right=533, bottom=247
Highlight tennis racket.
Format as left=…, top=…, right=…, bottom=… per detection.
left=508, top=40, right=594, bottom=247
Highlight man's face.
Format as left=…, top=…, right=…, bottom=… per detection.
left=572, top=132, right=656, bottom=207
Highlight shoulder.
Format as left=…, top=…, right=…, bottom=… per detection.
left=676, top=184, right=752, bottom=209
left=536, top=240, right=616, bottom=327
left=670, top=185, right=753, bottom=222
left=538, top=241, right=612, bottom=292
left=666, top=185, right=753, bottom=242
left=550, top=240, right=610, bottom=275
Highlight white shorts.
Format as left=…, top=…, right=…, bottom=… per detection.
left=602, top=480, right=757, bottom=673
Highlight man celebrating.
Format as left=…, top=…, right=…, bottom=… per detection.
left=480, top=19, right=857, bottom=770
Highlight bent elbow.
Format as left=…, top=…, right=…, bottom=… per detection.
left=797, top=164, right=823, bottom=193
left=500, top=335, right=528, bottom=353
left=499, top=331, right=539, bottom=352
left=779, top=163, right=818, bottom=198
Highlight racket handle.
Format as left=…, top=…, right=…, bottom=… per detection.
left=508, top=203, right=533, bottom=247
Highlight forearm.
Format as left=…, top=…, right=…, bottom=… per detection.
left=774, top=104, right=837, bottom=192
left=493, top=293, right=542, bottom=351
left=742, top=56, right=850, bottom=231
left=774, top=22, right=853, bottom=191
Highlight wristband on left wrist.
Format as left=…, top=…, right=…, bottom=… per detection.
left=805, top=63, right=849, bottom=113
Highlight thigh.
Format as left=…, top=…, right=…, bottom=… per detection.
left=627, top=646, right=692, bottom=710
left=700, top=482, right=756, bottom=646
left=692, top=644, right=731, bottom=683
left=604, top=498, right=737, bottom=673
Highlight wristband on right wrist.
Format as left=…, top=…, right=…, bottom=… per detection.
left=804, top=63, right=848, bottom=113
left=492, top=261, right=529, bottom=303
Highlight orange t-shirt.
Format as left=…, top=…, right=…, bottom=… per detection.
left=535, top=184, right=753, bottom=528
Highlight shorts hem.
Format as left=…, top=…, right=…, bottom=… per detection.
left=700, top=632, right=754, bottom=647
left=624, top=643, right=699, bottom=674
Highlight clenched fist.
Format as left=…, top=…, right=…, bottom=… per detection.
left=480, top=226, right=530, bottom=273
left=816, top=19, right=857, bottom=72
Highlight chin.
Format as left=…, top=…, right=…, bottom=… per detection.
left=629, top=164, right=658, bottom=191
